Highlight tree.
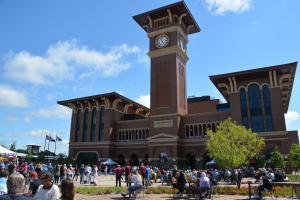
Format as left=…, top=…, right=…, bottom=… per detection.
left=289, top=144, right=300, bottom=173
left=206, top=118, right=265, bottom=169
left=9, top=141, right=16, bottom=151
left=270, top=150, right=285, bottom=168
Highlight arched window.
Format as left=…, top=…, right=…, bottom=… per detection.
left=189, top=125, right=194, bottom=137
left=240, top=88, right=249, bottom=129
left=82, top=109, right=89, bottom=142
left=99, top=107, right=105, bottom=141
left=248, top=84, right=264, bottom=132
left=90, top=108, right=96, bottom=141
left=118, top=131, right=121, bottom=141
left=262, top=85, right=273, bottom=131
left=203, top=124, right=207, bottom=136
left=199, top=124, right=202, bottom=136
left=75, top=110, right=81, bottom=142
left=212, top=123, right=216, bottom=132
left=185, top=126, right=189, bottom=137
left=194, top=125, right=198, bottom=136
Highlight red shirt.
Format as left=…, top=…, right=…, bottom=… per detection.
left=139, top=166, right=146, bottom=175
left=114, top=167, right=123, bottom=175
left=124, top=165, right=132, bottom=174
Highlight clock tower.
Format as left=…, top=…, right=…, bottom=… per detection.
left=133, top=1, right=200, bottom=117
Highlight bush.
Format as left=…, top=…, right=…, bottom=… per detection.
left=76, top=185, right=297, bottom=197
left=286, top=174, right=300, bottom=182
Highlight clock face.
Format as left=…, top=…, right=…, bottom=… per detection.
left=155, top=35, right=169, bottom=48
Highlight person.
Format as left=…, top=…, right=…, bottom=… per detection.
left=0, top=170, right=8, bottom=195
left=0, top=172, right=32, bottom=200
left=104, top=165, right=108, bottom=176
left=121, top=170, right=143, bottom=198
left=58, top=179, right=74, bottom=200
left=26, top=171, right=41, bottom=196
left=124, top=163, right=132, bottom=186
left=72, top=166, right=79, bottom=182
left=144, top=165, right=151, bottom=186
left=257, top=172, right=272, bottom=198
left=7, top=165, right=16, bottom=175
left=33, top=171, right=60, bottom=200
left=199, top=172, right=210, bottom=198
left=60, top=164, right=67, bottom=183
left=90, top=165, right=98, bottom=186
left=114, top=165, right=123, bottom=187
left=174, top=171, right=186, bottom=198
left=53, top=165, right=60, bottom=185
left=79, top=164, right=84, bottom=184
left=139, top=163, right=146, bottom=186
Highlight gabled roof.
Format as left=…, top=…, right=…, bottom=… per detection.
left=57, top=92, right=149, bottom=112
left=209, top=62, right=297, bottom=113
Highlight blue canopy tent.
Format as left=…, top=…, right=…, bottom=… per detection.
left=101, top=158, right=118, bottom=165
left=206, top=159, right=216, bottom=166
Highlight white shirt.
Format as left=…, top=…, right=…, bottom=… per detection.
left=33, top=184, right=60, bottom=200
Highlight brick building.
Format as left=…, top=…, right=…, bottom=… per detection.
left=57, top=1, right=298, bottom=168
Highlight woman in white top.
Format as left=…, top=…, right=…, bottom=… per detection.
left=91, top=165, right=98, bottom=186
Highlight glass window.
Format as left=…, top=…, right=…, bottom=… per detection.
left=99, top=107, right=105, bottom=141
left=248, top=84, right=264, bottom=132
left=90, top=108, right=96, bottom=141
left=239, top=88, right=249, bottom=129
left=75, top=110, right=81, bottom=142
left=82, top=109, right=89, bottom=142
left=262, top=85, right=273, bottom=131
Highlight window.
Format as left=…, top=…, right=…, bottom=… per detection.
left=262, top=85, right=273, bottom=131
left=82, top=109, right=89, bottom=142
left=75, top=110, right=81, bottom=142
left=248, top=84, right=264, bottom=132
left=90, top=108, right=96, bottom=141
left=99, top=107, right=105, bottom=141
left=239, top=88, right=249, bottom=129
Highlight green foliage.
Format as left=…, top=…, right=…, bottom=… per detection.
left=25, top=153, right=33, bottom=162
left=9, top=141, right=16, bottom=151
left=270, top=150, right=285, bottom=168
left=289, top=144, right=300, bottom=168
left=76, top=187, right=127, bottom=195
left=206, top=118, right=265, bottom=169
left=286, top=174, right=300, bottom=182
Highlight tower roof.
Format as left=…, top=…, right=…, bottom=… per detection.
left=133, top=1, right=200, bottom=34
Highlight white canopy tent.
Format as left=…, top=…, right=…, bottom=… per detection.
left=0, top=145, right=17, bottom=158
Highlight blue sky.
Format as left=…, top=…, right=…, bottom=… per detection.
left=0, top=0, right=299, bottom=154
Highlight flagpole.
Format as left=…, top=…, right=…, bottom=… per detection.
left=54, top=134, right=57, bottom=164
left=47, top=140, right=50, bottom=163
left=44, top=134, right=47, bottom=152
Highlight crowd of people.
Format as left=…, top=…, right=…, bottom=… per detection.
left=0, top=161, right=75, bottom=200
left=0, top=159, right=289, bottom=200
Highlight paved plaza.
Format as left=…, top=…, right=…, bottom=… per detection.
left=73, top=175, right=295, bottom=199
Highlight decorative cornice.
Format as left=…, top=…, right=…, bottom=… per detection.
left=148, top=45, right=189, bottom=61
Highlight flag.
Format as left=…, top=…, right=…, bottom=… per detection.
left=46, top=135, right=55, bottom=142
left=56, top=136, right=62, bottom=141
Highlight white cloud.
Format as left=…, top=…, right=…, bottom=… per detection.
left=138, top=54, right=150, bottom=67
left=136, top=94, right=150, bottom=108
left=4, top=40, right=141, bottom=84
left=204, top=0, right=252, bottom=15
left=0, top=85, right=29, bottom=107
left=32, top=105, right=71, bottom=119
left=26, top=129, right=58, bottom=138
left=24, top=117, right=31, bottom=124
left=285, top=111, right=300, bottom=128
left=6, top=116, right=19, bottom=122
